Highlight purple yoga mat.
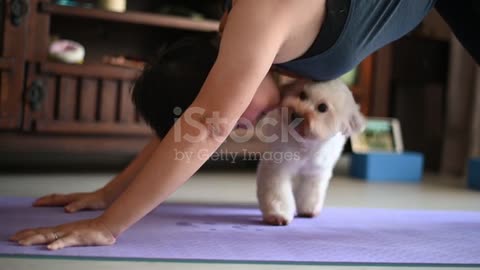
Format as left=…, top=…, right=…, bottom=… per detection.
left=0, top=197, right=479, bottom=265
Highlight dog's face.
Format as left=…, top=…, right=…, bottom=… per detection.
left=281, top=79, right=365, bottom=141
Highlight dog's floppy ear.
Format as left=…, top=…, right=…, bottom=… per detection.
left=341, top=105, right=366, bottom=136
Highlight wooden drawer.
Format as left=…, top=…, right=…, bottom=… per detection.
left=23, top=62, right=152, bottom=136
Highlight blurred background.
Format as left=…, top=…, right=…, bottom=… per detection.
left=0, top=0, right=479, bottom=183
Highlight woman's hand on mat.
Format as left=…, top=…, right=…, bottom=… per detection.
left=10, top=218, right=116, bottom=250
left=33, top=189, right=109, bottom=213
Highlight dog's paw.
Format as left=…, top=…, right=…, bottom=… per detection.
left=263, top=214, right=292, bottom=226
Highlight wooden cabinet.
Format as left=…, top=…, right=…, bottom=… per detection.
left=21, top=0, right=221, bottom=136
left=0, top=0, right=222, bottom=159
left=0, top=0, right=28, bottom=129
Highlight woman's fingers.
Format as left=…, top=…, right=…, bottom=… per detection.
left=47, top=233, right=80, bottom=250
left=18, top=232, right=53, bottom=246
left=33, top=193, right=79, bottom=207
left=10, top=227, right=51, bottom=241
left=64, top=200, right=87, bottom=213
left=35, top=192, right=107, bottom=212
left=46, top=231, right=114, bottom=250
left=15, top=229, right=62, bottom=246
left=9, top=230, right=36, bottom=241
left=12, top=219, right=117, bottom=250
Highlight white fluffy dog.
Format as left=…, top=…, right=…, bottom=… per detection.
left=256, top=79, right=365, bottom=225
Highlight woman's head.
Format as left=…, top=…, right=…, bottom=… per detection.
left=132, top=36, right=285, bottom=137
left=131, top=37, right=219, bottom=137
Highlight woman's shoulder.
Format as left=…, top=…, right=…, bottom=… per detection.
left=226, top=0, right=326, bottom=63
left=230, top=0, right=321, bottom=17
left=223, top=0, right=311, bottom=40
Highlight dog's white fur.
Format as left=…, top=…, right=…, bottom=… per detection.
left=256, top=79, right=365, bottom=225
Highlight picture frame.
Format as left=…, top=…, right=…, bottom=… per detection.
left=351, top=117, right=404, bottom=153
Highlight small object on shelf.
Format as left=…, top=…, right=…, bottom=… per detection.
left=98, top=0, right=126, bottom=12
left=468, top=158, right=480, bottom=190
left=55, top=0, right=94, bottom=8
left=49, top=39, right=85, bottom=64
left=350, top=152, right=424, bottom=182
left=102, top=55, right=145, bottom=70
left=41, top=3, right=220, bottom=32
left=157, top=5, right=205, bottom=21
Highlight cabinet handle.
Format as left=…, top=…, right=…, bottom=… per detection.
left=10, top=0, right=29, bottom=26
left=26, top=80, right=45, bottom=112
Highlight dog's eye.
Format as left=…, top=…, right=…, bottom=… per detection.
left=317, top=103, right=328, bottom=113
left=299, top=91, right=308, bottom=101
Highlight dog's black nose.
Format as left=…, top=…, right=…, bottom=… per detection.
left=290, top=112, right=303, bottom=122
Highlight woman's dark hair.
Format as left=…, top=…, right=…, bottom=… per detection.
left=132, top=36, right=219, bottom=138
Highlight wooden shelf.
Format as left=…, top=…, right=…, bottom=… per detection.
left=0, top=58, right=13, bottom=71
left=0, top=133, right=149, bottom=154
left=40, top=3, right=220, bottom=32
left=40, top=62, right=141, bottom=80
left=35, top=121, right=152, bottom=136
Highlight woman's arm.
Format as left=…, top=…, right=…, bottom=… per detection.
left=100, top=0, right=293, bottom=236
left=11, top=0, right=296, bottom=249
left=100, top=137, right=160, bottom=204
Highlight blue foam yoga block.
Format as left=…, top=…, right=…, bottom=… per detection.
left=350, top=152, right=424, bottom=182
left=468, top=158, right=480, bottom=190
